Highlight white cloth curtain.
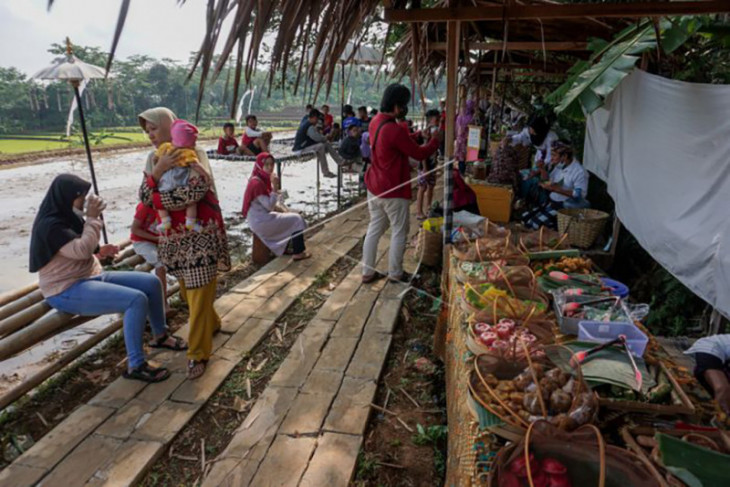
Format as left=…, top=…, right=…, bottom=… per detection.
left=584, top=69, right=730, bottom=318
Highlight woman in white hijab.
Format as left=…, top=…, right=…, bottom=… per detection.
left=137, top=107, right=217, bottom=194
left=137, top=107, right=230, bottom=379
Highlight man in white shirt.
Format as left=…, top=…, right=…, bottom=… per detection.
left=509, top=114, right=558, bottom=168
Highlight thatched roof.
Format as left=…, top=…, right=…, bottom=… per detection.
left=50, top=0, right=729, bottom=117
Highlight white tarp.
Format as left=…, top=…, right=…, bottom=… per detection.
left=584, top=69, right=730, bottom=318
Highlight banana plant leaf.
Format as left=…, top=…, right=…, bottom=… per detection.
left=557, top=23, right=656, bottom=116
left=657, top=433, right=730, bottom=487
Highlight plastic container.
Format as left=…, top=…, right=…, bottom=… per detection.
left=601, top=277, right=629, bottom=298
left=553, top=294, right=631, bottom=336
left=468, top=183, right=513, bottom=223
left=578, top=320, right=649, bottom=357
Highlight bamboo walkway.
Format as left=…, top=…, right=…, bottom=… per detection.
left=0, top=199, right=421, bottom=487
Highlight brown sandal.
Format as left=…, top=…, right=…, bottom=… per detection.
left=187, top=359, right=207, bottom=380
left=292, top=252, right=311, bottom=261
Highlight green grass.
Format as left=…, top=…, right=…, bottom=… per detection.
left=0, top=123, right=297, bottom=156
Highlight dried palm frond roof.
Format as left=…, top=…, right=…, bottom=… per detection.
left=47, top=0, right=730, bottom=118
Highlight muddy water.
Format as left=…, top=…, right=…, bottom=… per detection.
left=0, top=136, right=362, bottom=393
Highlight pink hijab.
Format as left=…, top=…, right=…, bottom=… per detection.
left=242, top=152, right=273, bottom=218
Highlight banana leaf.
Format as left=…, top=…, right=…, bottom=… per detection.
left=657, top=433, right=730, bottom=487
left=557, top=23, right=656, bottom=116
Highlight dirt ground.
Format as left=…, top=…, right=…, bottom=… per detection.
left=353, top=267, right=448, bottom=487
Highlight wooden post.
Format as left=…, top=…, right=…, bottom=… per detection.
left=443, top=19, right=460, bottom=247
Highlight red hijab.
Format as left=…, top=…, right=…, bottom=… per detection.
left=242, top=152, right=274, bottom=218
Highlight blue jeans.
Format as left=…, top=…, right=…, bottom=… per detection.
left=46, top=271, right=166, bottom=369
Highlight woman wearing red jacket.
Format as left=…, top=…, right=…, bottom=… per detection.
left=362, top=84, right=442, bottom=284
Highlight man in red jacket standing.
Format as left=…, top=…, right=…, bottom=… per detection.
left=362, top=84, right=443, bottom=284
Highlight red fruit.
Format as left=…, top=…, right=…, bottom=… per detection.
left=491, top=339, right=510, bottom=352
left=479, top=331, right=498, bottom=346
left=474, top=322, right=491, bottom=333
left=498, top=471, right=520, bottom=487
left=509, top=453, right=537, bottom=478
left=532, top=469, right=549, bottom=487
left=541, top=458, right=567, bottom=475
left=498, top=318, right=516, bottom=329
left=496, top=324, right=513, bottom=339
left=548, top=474, right=572, bottom=487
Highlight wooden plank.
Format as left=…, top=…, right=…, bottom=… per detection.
left=313, top=337, right=360, bottom=373
left=384, top=2, right=730, bottom=22
left=130, top=400, right=200, bottom=443
left=84, top=439, right=164, bottom=487
left=268, top=329, right=328, bottom=389
left=223, top=317, right=275, bottom=353
left=134, top=372, right=187, bottom=406
left=13, top=404, right=114, bottom=470
left=429, top=41, right=588, bottom=51
left=329, top=288, right=379, bottom=338
left=37, top=434, right=121, bottom=487
left=203, top=388, right=299, bottom=486
left=87, top=377, right=147, bottom=409
left=0, top=463, right=47, bottom=487
left=247, top=435, right=316, bottom=487
left=278, top=391, right=336, bottom=435
left=95, top=398, right=158, bottom=439
left=313, top=270, right=362, bottom=322
left=299, top=433, right=363, bottom=487
left=169, top=356, right=237, bottom=404
left=364, top=298, right=402, bottom=335
left=220, top=296, right=268, bottom=333
left=346, top=332, right=393, bottom=381
left=301, top=368, right=344, bottom=395
left=323, top=377, right=378, bottom=436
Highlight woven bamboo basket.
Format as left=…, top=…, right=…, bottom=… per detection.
left=416, top=228, right=442, bottom=267
left=557, top=208, right=610, bottom=249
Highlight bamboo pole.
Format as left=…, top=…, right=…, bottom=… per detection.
left=0, top=290, right=44, bottom=322
left=0, top=283, right=39, bottom=308
left=0, top=301, right=52, bottom=338
left=0, top=311, right=87, bottom=361
left=112, top=254, right=145, bottom=269
left=0, top=284, right=179, bottom=411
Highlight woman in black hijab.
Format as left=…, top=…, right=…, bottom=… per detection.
left=31, top=174, right=187, bottom=383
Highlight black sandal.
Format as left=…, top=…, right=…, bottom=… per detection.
left=148, top=333, right=188, bottom=351
left=123, top=362, right=170, bottom=383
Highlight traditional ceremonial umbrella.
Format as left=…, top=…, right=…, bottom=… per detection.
left=33, top=38, right=109, bottom=243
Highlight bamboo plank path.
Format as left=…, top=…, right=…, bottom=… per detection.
left=201, top=211, right=421, bottom=487
left=0, top=202, right=395, bottom=487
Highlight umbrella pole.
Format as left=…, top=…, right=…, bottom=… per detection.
left=73, top=83, right=109, bottom=244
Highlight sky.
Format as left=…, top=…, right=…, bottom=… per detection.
left=0, top=0, right=231, bottom=75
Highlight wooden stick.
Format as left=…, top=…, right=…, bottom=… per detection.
left=399, top=387, right=421, bottom=409
left=376, top=462, right=405, bottom=469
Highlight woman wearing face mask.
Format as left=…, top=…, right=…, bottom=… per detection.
left=138, top=107, right=230, bottom=380
left=30, top=174, right=185, bottom=383
left=509, top=113, right=558, bottom=169
left=520, top=141, right=589, bottom=229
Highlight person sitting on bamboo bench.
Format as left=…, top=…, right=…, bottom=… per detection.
left=293, top=108, right=344, bottom=178
left=29, top=174, right=186, bottom=383
left=243, top=153, right=310, bottom=261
